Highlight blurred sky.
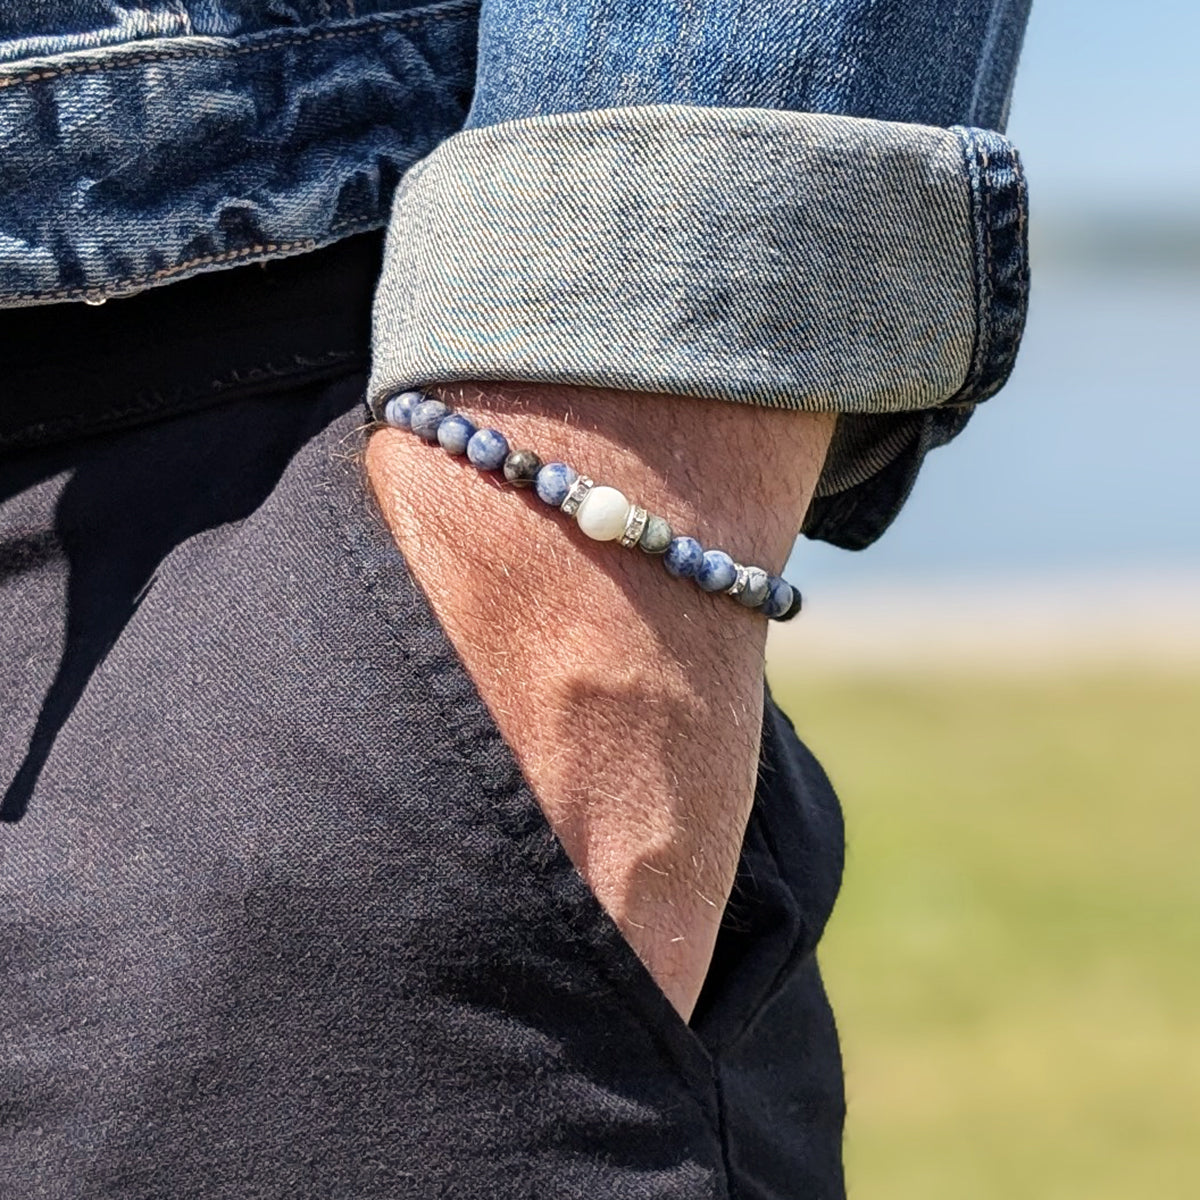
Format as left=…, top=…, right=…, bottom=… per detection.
left=1013, top=0, right=1200, bottom=208
left=790, top=1, right=1200, bottom=599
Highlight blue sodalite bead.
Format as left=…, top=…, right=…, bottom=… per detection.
left=436, top=413, right=476, bottom=455
left=535, top=462, right=578, bottom=506
left=696, top=549, right=737, bottom=593
left=779, top=587, right=803, bottom=621
left=467, top=427, right=510, bottom=470
left=410, top=399, right=450, bottom=441
left=762, top=575, right=795, bottom=618
left=383, top=390, right=424, bottom=430
left=663, top=536, right=703, bottom=578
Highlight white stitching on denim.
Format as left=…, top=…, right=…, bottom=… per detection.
left=10, top=217, right=379, bottom=304
left=0, top=1, right=472, bottom=90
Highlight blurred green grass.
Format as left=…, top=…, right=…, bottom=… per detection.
left=767, top=668, right=1200, bottom=1200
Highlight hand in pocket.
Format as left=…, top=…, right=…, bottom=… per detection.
left=366, top=382, right=832, bottom=1019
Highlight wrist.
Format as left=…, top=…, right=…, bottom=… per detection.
left=372, top=380, right=828, bottom=596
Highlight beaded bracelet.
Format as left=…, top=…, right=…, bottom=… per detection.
left=378, top=390, right=803, bottom=622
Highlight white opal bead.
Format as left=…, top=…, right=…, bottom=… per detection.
left=574, top=485, right=631, bottom=541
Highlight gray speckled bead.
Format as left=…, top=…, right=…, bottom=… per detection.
left=436, top=413, right=475, bottom=455
left=638, top=514, right=673, bottom=555
left=762, top=576, right=795, bottom=619
left=383, top=390, right=423, bottom=430
left=736, top=566, right=771, bottom=608
left=696, top=550, right=737, bottom=593
left=466, top=427, right=509, bottom=470
left=663, top=536, right=703, bottom=578
left=503, top=449, right=542, bottom=487
left=535, top=462, right=578, bottom=506
left=410, top=399, right=450, bottom=442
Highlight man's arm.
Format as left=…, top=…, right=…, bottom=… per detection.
left=366, top=0, right=1031, bottom=1017
left=368, top=385, right=832, bottom=1017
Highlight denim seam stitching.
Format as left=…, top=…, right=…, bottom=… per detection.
left=989, top=134, right=1029, bottom=398
left=7, top=217, right=379, bottom=305
left=943, top=125, right=1029, bottom=409
left=982, top=142, right=995, bottom=365
left=0, top=0, right=474, bottom=90
left=973, top=136, right=996, bottom=397
left=943, top=128, right=989, bottom=408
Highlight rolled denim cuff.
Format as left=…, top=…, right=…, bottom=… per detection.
left=369, top=104, right=1028, bottom=548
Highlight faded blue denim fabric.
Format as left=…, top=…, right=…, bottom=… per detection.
left=371, top=0, right=1032, bottom=547
left=0, top=2, right=479, bottom=304
left=369, top=105, right=1026, bottom=545
left=468, top=0, right=1029, bottom=130
left=0, top=0, right=1031, bottom=546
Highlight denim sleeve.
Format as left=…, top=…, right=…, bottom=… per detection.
left=368, top=1, right=1032, bottom=549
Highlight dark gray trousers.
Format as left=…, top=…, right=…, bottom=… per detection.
left=0, top=239, right=846, bottom=1198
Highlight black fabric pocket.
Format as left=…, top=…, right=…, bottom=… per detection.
left=0, top=367, right=845, bottom=1199
left=329, top=403, right=849, bottom=1198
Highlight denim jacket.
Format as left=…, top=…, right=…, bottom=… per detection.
left=0, top=1, right=1031, bottom=548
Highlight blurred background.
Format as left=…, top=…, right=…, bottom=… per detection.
left=767, top=2, right=1200, bottom=1196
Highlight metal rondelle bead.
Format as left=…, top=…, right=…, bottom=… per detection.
left=559, top=475, right=594, bottom=516
left=619, top=506, right=649, bottom=548
left=503, top=449, right=542, bottom=487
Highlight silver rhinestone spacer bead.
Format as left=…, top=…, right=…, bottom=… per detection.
left=726, top=565, right=749, bottom=597
left=559, top=475, right=594, bottom=517
left=619, top=505, right=649, bottom=548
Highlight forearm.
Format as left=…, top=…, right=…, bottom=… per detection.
left=367, top=383, right=832, bottom=1017
left=366, top=1, right=1031, bottom=1018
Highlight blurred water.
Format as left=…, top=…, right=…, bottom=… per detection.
left=791, top=0, right=1200, bottom=602
left=791, top=267, right=1200, bottom=592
